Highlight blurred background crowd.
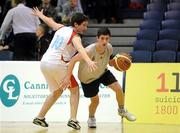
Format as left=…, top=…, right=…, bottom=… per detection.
left=0, top=0, right=149, bottom=61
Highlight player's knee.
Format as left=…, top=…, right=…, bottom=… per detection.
left=70, top=86, right=79, bottom=95
left=51, top=89, right=62, bottom=99
left=110, top=82, right=122, bottom=91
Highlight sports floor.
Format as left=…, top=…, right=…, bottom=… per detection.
left=1, top=122, right=180, bottom=133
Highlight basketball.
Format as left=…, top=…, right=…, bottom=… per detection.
left=112, top=53, right=132, bottom=71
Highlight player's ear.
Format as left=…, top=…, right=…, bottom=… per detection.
left=74, top=22, right=78, bottom=28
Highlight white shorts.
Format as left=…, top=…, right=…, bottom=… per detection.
left=40, top=62, right=68, bottom=92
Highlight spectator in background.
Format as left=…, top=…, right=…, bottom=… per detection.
left=1, top=0, right=17, bottom=23
left=50, top=0, right=58, bottom=7
left=128, top=0, right=146, bottom=9
left=40, top=0, right=60, bottom=23
left=56, top=0, right=66, bottom=16
left=0, top=0, right=16, bottom=51
left=0, top=0, right=5, bottom=26
left=40, top=0, right=60, bottom=40
left=0, top=31, right=14, bottom=52
left=62, top=0, right=83, bottom=25
left=35, top=23, right=51, bottom=60
left=107, top=0, right=122, bottom=23
left=0, top=0, right=41, bottom=60
left=95, top=0, right=123, bottom=24
left=0, top=43, right=9, bottom=51
left=94, top=0, right=110, bottom=23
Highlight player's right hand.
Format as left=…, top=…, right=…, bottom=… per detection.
left=59, top=75, right=71, bottom=90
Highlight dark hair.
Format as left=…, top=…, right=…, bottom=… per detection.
left=97, top=27, right=111, bottom=37
left=25, top=0, right=42, bottom=8
left=70, top=12, right=88, bottom=27
left=15, top=0, right=25, bottom=4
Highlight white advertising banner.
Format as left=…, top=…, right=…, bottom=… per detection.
left=0, top=61, right=123, bottom=122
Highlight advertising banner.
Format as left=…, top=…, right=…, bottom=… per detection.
left=0, top=61, right=123, bottom=122
left=125, top=63, right=180, bottom=124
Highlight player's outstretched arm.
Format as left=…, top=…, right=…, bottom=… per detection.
left=32, top=7, right=63, bottom=30
left=72, top=36, right=97, bottom=72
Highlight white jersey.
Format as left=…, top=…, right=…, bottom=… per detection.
left=41, top=26, right=77, bottom=65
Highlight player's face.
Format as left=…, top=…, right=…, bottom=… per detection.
left=75, top=21, right=88, bottom=34
left=97, top=35, right=110, bottom=47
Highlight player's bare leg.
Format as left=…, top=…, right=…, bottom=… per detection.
left=33, top=89, right=63, bottom=127
left=38, top=89, right=63, bottom=118
left=108, top=82, right=136, bottom=121
left=89, top=95, right=99, bottom=117
left=67, top=86, right=81, bottom=130
left=69, top=86, right=79, bottom=120
left=88, top=95, right=99, bottom=128
left=108, top=81, right=124, bottom=106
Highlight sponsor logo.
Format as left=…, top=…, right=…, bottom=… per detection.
left=0, top=74, right=20, bottom=107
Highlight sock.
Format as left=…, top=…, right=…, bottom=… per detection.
left=70, top=118, right=77, bottom=121
left=36, top=116, right=44, bottom=120
left=119, top=105, right=124, bottom=110
left=89, top=115, right=95, bottom=118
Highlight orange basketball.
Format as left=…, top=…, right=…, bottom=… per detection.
left=112, top=53, right=132, bottom=71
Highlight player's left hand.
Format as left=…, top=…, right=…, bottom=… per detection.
left=32, top=7, right=44, bottom=17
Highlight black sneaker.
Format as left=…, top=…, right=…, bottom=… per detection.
left=67, top=119, right=81, bottom=130
left=33, top=117, right=49, bottom=127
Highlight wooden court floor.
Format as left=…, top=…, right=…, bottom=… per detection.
left=1, top=122, right=180, bottom=133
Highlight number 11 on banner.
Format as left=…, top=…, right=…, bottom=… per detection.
left=156, top=73, right=180, bottom=92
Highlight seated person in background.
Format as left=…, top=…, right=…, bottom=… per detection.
left=62, top=0, right=83, bottom=25
left=35, top=23, right=51, bottom=60
left=0, top=29, right=14, bottom=51
left=56, top=0, right=66, bottom=19
left=0, top=41, right=9, bottom=51
left=0, top=28, right=14, bottom=51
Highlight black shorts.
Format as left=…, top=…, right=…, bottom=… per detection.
left=81, top=70, right=117, bottom=98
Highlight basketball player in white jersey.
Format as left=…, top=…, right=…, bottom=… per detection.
left=62, top=28, right=136, bottom=128
left=32, top=7, right=97, bottom=130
